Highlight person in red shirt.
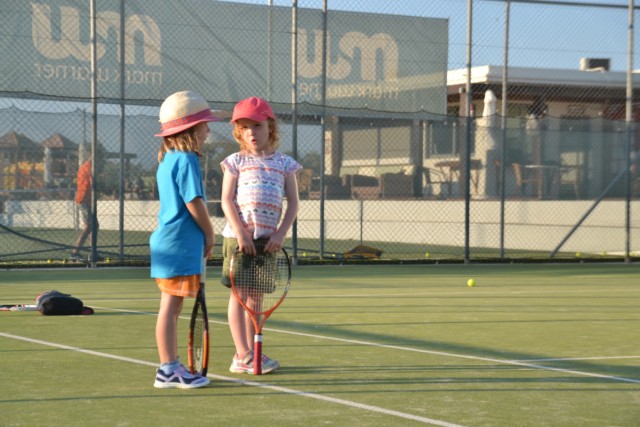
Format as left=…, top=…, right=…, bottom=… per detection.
left=69, top=158, right=98, bottom=261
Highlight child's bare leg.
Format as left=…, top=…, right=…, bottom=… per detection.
left=156, top=292, right=183, bottom=363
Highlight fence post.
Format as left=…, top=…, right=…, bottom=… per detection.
left=499, top=0, right=511, bottom=259
left=624, top=0, right=635, bottom=263
left=89, top=0, right=98, bottom=267
left=291, top=0, right=299, bottom=264
left=464, top=0, right=474, bottom=263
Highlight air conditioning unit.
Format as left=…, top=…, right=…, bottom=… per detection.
left=580, top=58, right=610, bottom=71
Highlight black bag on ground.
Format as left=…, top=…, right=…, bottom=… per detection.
left=36, top=290, right=90, bottom=315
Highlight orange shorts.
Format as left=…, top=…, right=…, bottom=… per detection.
left=156, top=275, right=200, bottom=298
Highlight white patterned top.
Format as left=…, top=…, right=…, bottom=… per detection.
left=221, top=151, right=301, bottom=239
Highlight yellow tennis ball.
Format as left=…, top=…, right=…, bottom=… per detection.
left=303, top=252, right=307, bottom=257
left=105, top=257, right=111, bottom=263
left=467, top=278, right=476, bottom=287
left=424, top=252, right=430, bottom=258
left=47, top=259, right=52, bottom=264
left=576, top=252, right=582, bottom=258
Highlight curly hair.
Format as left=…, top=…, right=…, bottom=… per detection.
left=232, top=118, right=280, bottom=153
left=157, top=125, right=202, bottom=162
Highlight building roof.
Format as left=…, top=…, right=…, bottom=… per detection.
left=447, top=65, right=640, bottom=88
left=447, top=65, right=640, bottom=94
left=0, top=131, right=41, bottom=150
left=41, top=133, right=79, bottom=151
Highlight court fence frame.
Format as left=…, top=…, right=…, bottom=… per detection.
left=0, top=0, right=639, bottom=266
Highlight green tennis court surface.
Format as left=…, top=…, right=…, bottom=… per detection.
left=1, top=264, right=639, bottom=426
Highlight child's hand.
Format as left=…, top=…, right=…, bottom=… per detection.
left=204, top=234, right=214, bottom=259
left=237, top=233, right=255, bottom=256
left=265, top=232, right=285, bottom=253
left=204, top=241, right=213, bottom=259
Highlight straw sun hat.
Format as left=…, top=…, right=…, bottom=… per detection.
left=155, top=91, right=221, bottom=137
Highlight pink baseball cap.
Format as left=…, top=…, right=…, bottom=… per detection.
left=231, top=97, right=275, bottom=123
left=155, top=91, right=221, bottom=137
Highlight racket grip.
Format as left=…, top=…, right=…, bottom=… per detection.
left=254, top=334, right=263, bottom=375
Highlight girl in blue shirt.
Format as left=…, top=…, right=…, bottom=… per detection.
left=150, top=91, right=218, bottom=389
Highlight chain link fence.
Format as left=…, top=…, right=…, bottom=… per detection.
left=0, top=0, right=638, bottom=266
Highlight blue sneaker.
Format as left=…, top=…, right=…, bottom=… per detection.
left=154, top=365, right=210, bottom=389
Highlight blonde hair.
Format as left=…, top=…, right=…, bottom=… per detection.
left=232, top=118, right=280, bottom=153
left=157, top=124, right=202, bottom=162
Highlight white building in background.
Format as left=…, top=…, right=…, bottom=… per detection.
left=446, top=62, right=640, bottom=120
left=428, top=62, right=640, bottom=200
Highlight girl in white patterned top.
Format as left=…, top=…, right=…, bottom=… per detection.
left=220, top=97, right=301, bottom=374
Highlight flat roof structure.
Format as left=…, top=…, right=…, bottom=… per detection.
left=447, top=65, right=640, bottom=118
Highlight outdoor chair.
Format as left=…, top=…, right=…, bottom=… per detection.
left=512, top=163, right=537, bottom=197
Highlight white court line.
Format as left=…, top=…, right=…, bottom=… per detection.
left=89, top=286, right=640, bottom=304
left=295, top=288, right=640, bottom=298
left=266, top=328, right=640, bottom=384
left=90, top=306, right=640, bottom=385
left=517, top=356, right=640, bottom=362
left=0, top=332, right=463, bottom=427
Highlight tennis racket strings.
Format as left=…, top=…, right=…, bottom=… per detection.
left=232, top=250, right=289, bottom=312
left=192, top=304, right=206, bottom=372
left=188, top=259, right=210, bottom=376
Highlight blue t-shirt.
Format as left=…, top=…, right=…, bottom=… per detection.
left=150, top=150, right=206, bottom=278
